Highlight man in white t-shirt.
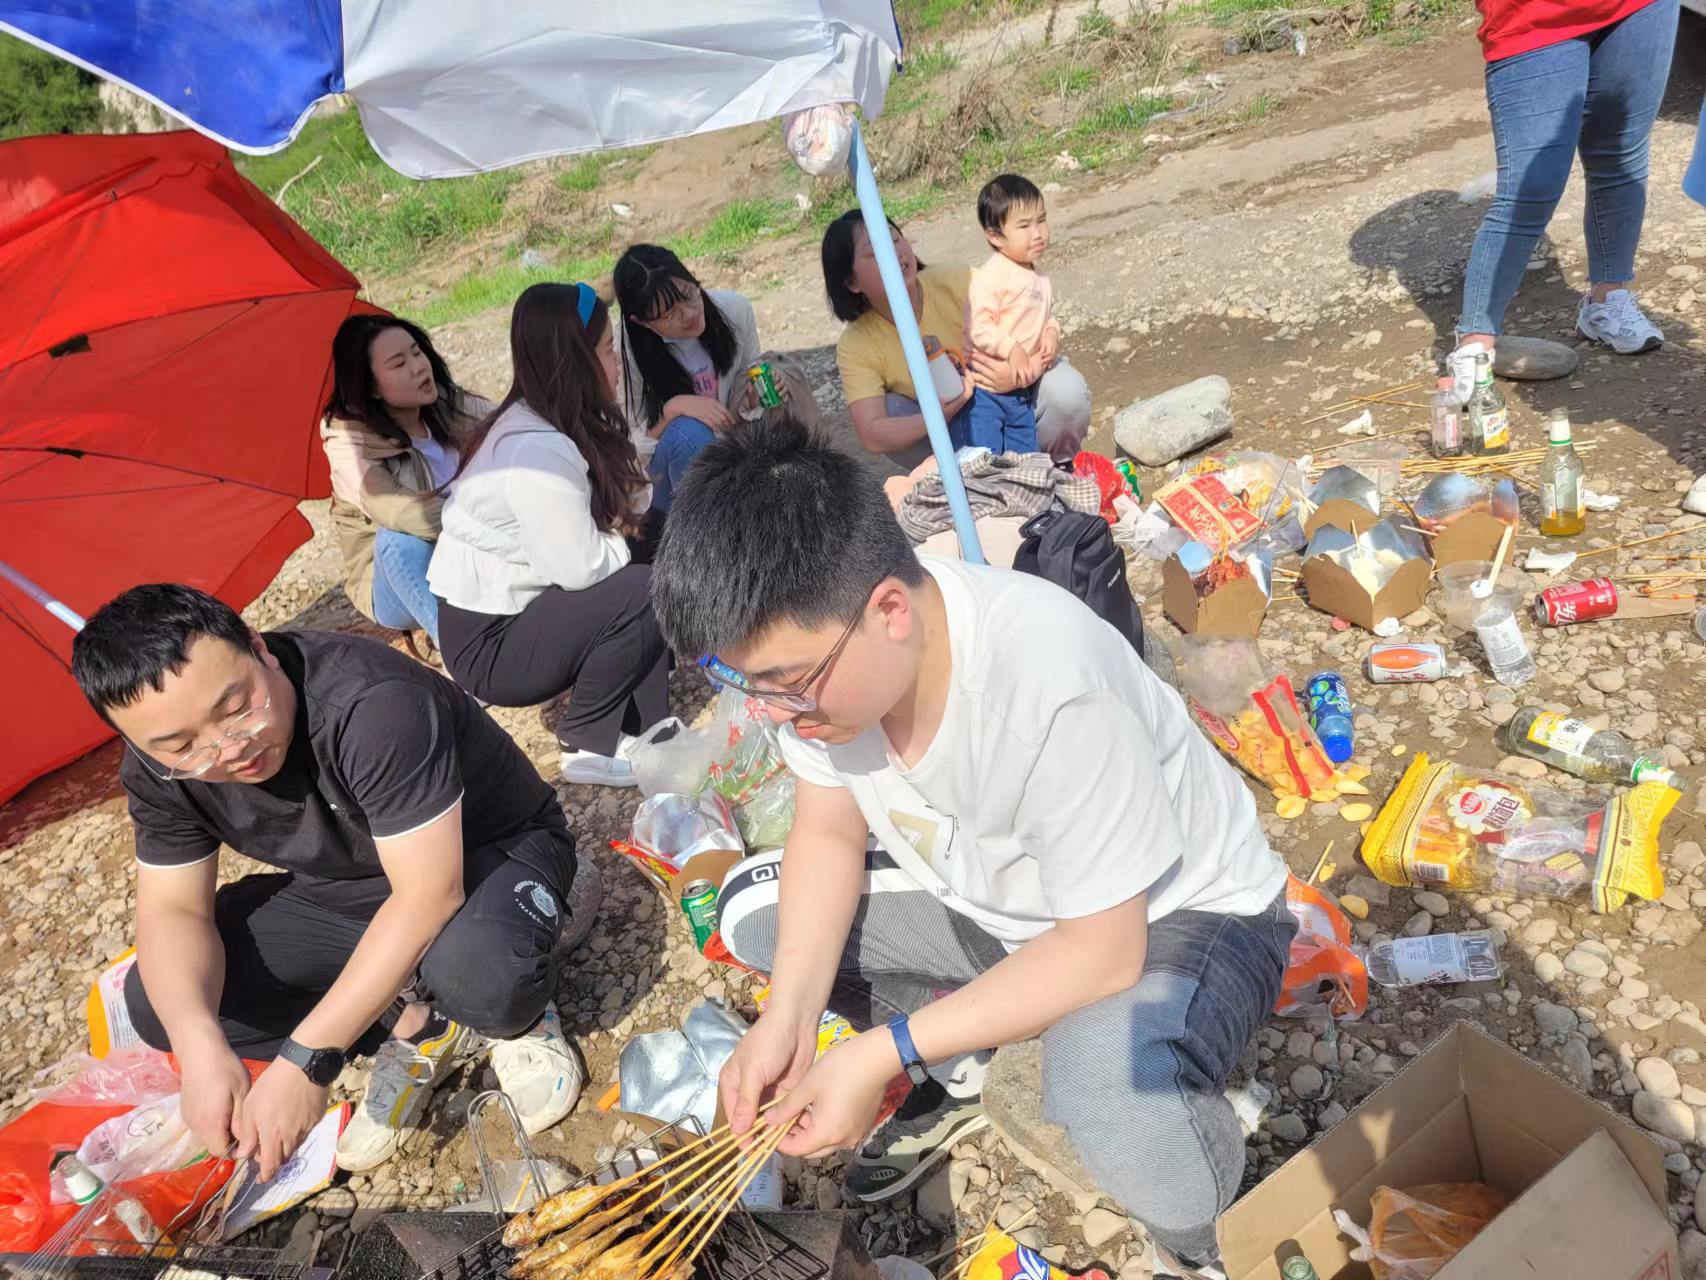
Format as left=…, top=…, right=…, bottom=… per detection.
left=651, top=419, right=1293, bottom=1279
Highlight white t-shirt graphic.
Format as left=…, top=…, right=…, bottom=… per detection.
left=778, top=557, right=1285, bottom=949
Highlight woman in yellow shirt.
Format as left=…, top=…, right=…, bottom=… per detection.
left=822, top=210, right=1090, bottom=471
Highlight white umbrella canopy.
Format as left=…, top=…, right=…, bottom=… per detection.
left=3, top=0, right=986, bottom=559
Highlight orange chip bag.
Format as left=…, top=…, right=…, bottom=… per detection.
left=1275, top=876, right=1369, bottom=1021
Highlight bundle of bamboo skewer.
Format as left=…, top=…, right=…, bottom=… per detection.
left=499, top=1116, right=791, bottom=1280
left=1402, top=442, right=1599, bottom=476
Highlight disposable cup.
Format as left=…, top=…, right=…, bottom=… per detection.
left=1436, top=561, right=1527, bottom=632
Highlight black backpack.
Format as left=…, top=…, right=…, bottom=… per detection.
left=1013, top=507, right=1146, bottom=659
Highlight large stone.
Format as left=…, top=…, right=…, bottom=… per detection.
left=1533, top=1001, right=1577, bottom=1037
left=1081, top=1206, right=1129, bottom=1251
left=1632, top=1090, right=1698, bottom=1143
left=1684, top=475, right=1706, bottom=518
left=1344, top=874, right=1393, bottom=909
left=1533, top=952, right=1565, bottom=984
left=984, top=1039, right=1105, bottom=1200
left=1565, top=950, right=1610, bottom=980
left=915, top=1164, right=959, bottom=1229
left=1411, top=890, right=1451, bottom=918
left=1113, top=375, right=1233, bottom=467
left=1290, top=1065, right=1325, bottom=1099
left=1635, top=1057, right=1682, bottom=1100
left=1491, top=336, right=1578, bottom=382
left=1266, top=1112, right=1310, bottom=1143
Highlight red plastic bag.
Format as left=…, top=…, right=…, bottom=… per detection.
left=1072, top=451, right=1128, bottom=524
left=0, top=1062, right=263, bottom=1253
left=1275, top=876, right=1369, bottom=1021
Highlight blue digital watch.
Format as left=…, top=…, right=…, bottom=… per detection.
left=886, top=1014, right=929, bottom=1086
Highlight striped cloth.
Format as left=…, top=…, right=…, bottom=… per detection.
left=896, top=450, right=1102, bottom=543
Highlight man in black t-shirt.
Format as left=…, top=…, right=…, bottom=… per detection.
left=71, top=584, right=603, bottom=1179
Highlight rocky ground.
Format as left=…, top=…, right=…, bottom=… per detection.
left=5, top=13, right=1706, bottom=1280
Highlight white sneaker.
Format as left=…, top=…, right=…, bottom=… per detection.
left=1577, top=289, right=1663, bottom=354
left=1446, top=341, right=1487, bottom=405
left=560, top=732, right=639, bottom=788
left=489, top=1001, right=586, bottom=1136
left=335, top=1015, right=474, bottom=1172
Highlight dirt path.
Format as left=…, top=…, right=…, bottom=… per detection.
left=5, top=16, right=1706, bottom=1278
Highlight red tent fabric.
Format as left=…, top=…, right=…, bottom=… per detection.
left=0, top=131, right=361, bottom=805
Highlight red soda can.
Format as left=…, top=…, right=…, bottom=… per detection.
left=1533, top=577, right=1618, bottom=626
left=1365, top=643, right=1448, bottom=683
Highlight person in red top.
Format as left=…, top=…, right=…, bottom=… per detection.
left=1450, top=0, right=1679, bottom=391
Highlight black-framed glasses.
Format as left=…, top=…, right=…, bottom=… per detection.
left=699, top=611, right=864, bottom=714
left=125, top=688, right=274, bottom=782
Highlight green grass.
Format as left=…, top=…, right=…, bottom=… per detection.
left=676, top=197, right=798, bottom=261
left=415, top=250, right=616, bottom=329
left=1236, top=92, right=1278, bottom=122
left=1038, top=64, right=1098, bottom=96
left=1076, top=10, right=1118, bottom=39
left=889, top=44, right=961, bottom=113
left=1071, top=94, right=1172, bottom=139
left=238, top=110, right=517, bottom=280
left=892, top=0, right=1044, bottom=34
left=555, top=145, right=655, bottom=193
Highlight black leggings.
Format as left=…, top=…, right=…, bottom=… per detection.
left=436, top=564, right=669, bottom=755
left=124, top=825, right=577, bottom=1058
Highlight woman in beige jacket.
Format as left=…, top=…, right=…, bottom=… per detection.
left=321, top=316, right=490, bottom=649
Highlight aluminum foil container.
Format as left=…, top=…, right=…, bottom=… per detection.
left=630, top=791, right=743, bottom=871
left=1305, top=464, right=1380, bottom=517
left=1303, top=518, right=1430, bottom=596
left=617, top=1000, right=750, bottom=1132
left=1174, top=540, right=1275, bottom=601
left=1409, top=471, right=1488, bottom=532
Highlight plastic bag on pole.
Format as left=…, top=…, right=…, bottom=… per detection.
left=782, top=103, right=854, bottom=176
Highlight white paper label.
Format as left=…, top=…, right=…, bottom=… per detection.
left=1527, top=712, right=1594, bottom=757
left=1386, top=932, right=1502, bottom=986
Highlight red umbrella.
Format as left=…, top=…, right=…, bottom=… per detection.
left=0, top=130, right=362, bottom=804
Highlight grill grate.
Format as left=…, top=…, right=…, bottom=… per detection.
left=415, top=1120, right=829, bottom=1280
left=3, top=1242, right=308, bottom=1280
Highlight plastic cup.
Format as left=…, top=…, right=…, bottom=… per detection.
left=1436, top=561, right=1527, bottom=632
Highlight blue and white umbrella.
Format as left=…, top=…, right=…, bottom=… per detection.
left=3, top=0, right=985, bottom=557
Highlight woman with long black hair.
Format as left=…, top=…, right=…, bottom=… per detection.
left=322, top=316, right=491, bottom=650
left=428, top=282, right=668, bottom=787
left=613, top=243, right=812, bottom=511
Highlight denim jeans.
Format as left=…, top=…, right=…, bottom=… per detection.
left=1457, top=0, right=1679, bottom=336
left=718, top=847, right=1295, bottom=1268
left=957, top=385, right=1040, bottom=455
left=882, top=356, right=1091, bottom=470
left=648, top=416, right=718, bottom=513
left=1686, top=93, right=1706, bottom=208
left=369, top=527, right=440, bottom=644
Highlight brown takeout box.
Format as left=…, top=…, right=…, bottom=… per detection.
left=1221, top=1022, right=1676, bottom=1280
left=1303, top=465, right=1382, bottom=539
left=1162, top=552, right=1270, bottom=637
left=665, top=847, right=744, bottom=902
left=1300, top=519, right=1432, bottom=632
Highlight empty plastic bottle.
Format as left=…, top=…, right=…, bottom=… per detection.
left=1470, top=581, right=1535, bottom=687
left=1367, top=931, right=1503, bottom=988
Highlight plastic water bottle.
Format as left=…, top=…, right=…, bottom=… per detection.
left=1429, top=375, right=1464, bottom=459
left=1471, top=583, right=1535, bottom=687
left=1304, top=671, right=1354, bottom=763
left=1367, top=931, right=1503, bottom=988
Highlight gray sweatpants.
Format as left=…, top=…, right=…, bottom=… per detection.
left=718, top=847, right=1294, bottom=1265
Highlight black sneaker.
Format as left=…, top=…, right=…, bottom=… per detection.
left=1153, top=1243, right=1230, bottom=1280
left=843, top=1076, right=989, bottom=1203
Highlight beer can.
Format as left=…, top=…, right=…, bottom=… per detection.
left=680, top=878, right=720, bottom=951
left=1365, top=642, right=1448, bottom=684
left=1533, top=577, right=1618, bottom=626
left=747, top=362, right=783, bottom=409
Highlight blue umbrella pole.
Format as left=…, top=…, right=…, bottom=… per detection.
left=0, top=559, right=86, bottom=632
left=848, top=120, right=984, bottom=565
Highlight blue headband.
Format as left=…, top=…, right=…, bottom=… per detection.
left=573, top=282, right=597, bottom=328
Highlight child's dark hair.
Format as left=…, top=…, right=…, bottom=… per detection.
left=651, top=416, right=925, bottom=660
left=72, top=584, right=253, bottom=722
left=821, top=210, right=927, bottom=323
left=612, top=244, right=741, bottom=428
left=977, top=173, right=1045, bottom=234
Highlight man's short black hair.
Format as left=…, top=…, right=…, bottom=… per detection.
left=977, top=173, right=1045, bottom=234
left=652, top=416, right=926, bottom=660
left=71, top=583, right=253, bottom=723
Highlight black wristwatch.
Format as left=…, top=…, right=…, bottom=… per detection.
left=278, top=1037, right=347, bottom=1086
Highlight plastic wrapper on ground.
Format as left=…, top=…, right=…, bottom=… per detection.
left=1275, top=876, right=1369, bottom=1021
left=1176, top=635, right=1338, bottom=799
left=1360, top=753, right=1676, bottom=911
left=1334, top=1182, right=1508, bottom=1280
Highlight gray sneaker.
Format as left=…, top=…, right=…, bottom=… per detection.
left=844, top=1077, right=989, bottom=1203
left=1153, top=1243, right=1230, bottom=1280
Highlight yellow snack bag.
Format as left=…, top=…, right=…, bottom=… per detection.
left=1360, top=754, right=1673, bottom=912
left=964, top=1229, right=1111, bottom=1279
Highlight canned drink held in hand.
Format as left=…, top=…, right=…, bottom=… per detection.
left=1533, top=577, right=1618, bottom=626
left=747, top=362, right=783, bottom=409
left=1365, top=643, right=1448, bottom=684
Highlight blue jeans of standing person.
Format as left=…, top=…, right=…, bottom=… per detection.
left=716, top=847, right=1295, bottom=1270
left=1686, top=93, right=1706, bottom=208
left=649, top=416, right=718, bottom=513
left=369, top=527, right=440, bottom=644
left=1457, top=0, right=1679, bottom=336
left=954, top=384, right=1040, bottom=455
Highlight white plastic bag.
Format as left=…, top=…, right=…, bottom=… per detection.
left=30, top=1046, right=180, bottom=1108
left=50, top=1095, right=203, bottom=1201
left=782, top=103, right=854, bottom=176
left=630, top=717, right=716, bottom=798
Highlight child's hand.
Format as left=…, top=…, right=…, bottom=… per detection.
left=1038, top=326, right=1060, bottom=368
left=1008, top=343, right=1039, bottom=387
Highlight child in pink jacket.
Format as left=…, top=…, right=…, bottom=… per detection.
left=961, top=174, right=1058, bottom=455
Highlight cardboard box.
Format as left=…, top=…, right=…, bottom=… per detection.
left=1162, top=553, right=1270, bottom=636
left=1407, top=474, right=1521, bottom=569
left=1301, top=520, right=1432, bottom=632
left=1303, top=465, right=1382, bottom=539
left=1222, top=1022, right=1676, bottom=1280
